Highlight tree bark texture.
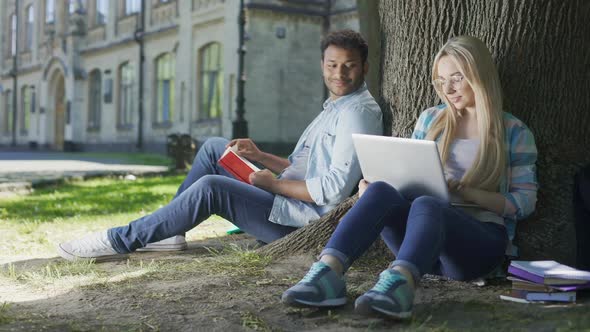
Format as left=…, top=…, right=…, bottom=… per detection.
left=377, top=0, right=590, bottom=264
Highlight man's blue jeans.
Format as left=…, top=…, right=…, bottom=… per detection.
left=108, top=137, right=297, bottom=253
left=320, top=181, right=508, bottom=282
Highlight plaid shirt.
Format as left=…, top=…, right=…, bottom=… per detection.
left=411, top=105, right=538, bottom=246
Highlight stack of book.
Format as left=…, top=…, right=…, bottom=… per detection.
left=500, top=260, right=590, bottom=303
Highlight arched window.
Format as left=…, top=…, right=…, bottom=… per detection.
left=88, top=70, right=102, bottom=130
left=198, top=43, right=223, bottom=120
left=118, top=62, right=134, bottom=127
left=25, top=5, right=34, bottom=50
left=20, top=86, right=32, bottom=134
left=155, top=53, right=175, bottom=124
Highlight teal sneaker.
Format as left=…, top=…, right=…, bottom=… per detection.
left=281, top=261, right=347, bottom=307
left=354, top=269, right=414, bottom=319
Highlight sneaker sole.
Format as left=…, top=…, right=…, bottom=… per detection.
left=136, top=243, right=188, bottom=252
left=356, top=302, right=412, bottom=320
left=282, top=296, right=347, bottom=307
left=57, top=244, right=129, bottom=263
left=372, top=306, right=412, bottom=319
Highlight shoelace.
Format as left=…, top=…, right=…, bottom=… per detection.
left=301, top=263, right=326, bottom=283
left=373, top=271, right=403, bottom=293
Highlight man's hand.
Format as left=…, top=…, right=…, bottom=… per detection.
left=227, top=139, right=263, bottom=162
left=358, top=179, right=370, bottom=198
left=249, top=169, right=276, bottom=192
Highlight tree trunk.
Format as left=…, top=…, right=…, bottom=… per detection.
left=260, top=0, right=590, bottom=265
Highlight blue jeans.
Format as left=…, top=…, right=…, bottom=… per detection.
left=108, top=137, right=297, bottom=253
left=321, top=181, right=508, bottom=282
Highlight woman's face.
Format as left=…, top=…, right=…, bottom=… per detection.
left=435, top=56, right=476, bottom=111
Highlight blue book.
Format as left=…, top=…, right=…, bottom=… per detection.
left=509, top=289, right=576, bottom=303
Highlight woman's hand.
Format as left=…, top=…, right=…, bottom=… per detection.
left=447, top=179, right=463, bottom=193
left=447, top=179, right=507, bottom=215
left=358, top=179, right=370, bottom=198
left=447, top=179, right=468, bottom=201
left=227, top=139, right=263, bottom=162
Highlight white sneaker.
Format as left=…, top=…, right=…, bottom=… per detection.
left=136, top=235, right=188, bottom=252
left=57, top=231, right=127, bottom=262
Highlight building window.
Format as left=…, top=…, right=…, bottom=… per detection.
left=25, top=6, right=34, bottom=51
left=118, top=62, right=135, bottom=127
left=4, top=91, right=13, bottom=136
left=69, top=0, right=87, bottom=14
left=199, top=43, right=223, bottom=120
left=155, top=53, right=175, bottom=124
left=96, top=0, right=108, bottom=24
left=88, top=70, right=102, bottom=130
left=46, top=0, right=55, bottom=23
left=125, top=0, right=141, bottom=15
left=10, top=14, right=17, bottom=56
left=21, top=86, right=32, bottom=134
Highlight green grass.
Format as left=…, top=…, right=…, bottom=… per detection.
left=241, top=311, right=279, bottom=331
left=0, top=175, right=184, bottom=224
left=0, top=175, right=185, bottom=256
left=0, top=302, right=12, bottom=324
left=67, top=152, right=173, bottom=167
left=195, top=242, right=272, bottom=278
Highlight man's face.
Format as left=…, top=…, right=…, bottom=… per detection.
left=322, top=45, right=368, bottom=100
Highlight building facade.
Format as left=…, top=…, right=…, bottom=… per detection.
left=0, top=0, right=358, bottom=153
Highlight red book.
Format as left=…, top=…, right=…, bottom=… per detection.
left=218, top=146, right=260, bottom=184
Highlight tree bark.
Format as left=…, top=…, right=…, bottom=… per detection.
left=260, top=0, right=590, bottom=265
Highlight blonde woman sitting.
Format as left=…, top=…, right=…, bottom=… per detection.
left=281, top=36, right=538, bottom=319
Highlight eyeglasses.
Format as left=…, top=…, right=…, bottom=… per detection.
left=432, top=75, right=465, bottom=91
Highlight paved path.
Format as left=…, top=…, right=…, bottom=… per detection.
left=0, top=152, right=170, bottom=194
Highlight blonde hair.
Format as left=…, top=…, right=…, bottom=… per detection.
left=427, top=36, right=505, bottom=191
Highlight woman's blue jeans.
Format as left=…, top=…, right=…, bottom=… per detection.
left=321, top=181, right=508, bottom=282
left=108, top=137, right=297, bottom=253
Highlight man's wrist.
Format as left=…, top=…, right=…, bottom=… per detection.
left=256, top=152, right=268, bottom=164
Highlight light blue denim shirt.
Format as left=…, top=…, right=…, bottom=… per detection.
left=268, top=83, right=383, bottom=227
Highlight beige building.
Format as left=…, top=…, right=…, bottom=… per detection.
left=0, top=0, right=358, bottom=153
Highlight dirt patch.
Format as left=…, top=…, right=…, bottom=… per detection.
left=1, top=233, right=590, bottom=331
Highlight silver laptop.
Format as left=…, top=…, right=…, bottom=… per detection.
left=352, top=134, right=477, bottom=207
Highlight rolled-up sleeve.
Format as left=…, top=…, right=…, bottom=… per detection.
left=306, top=106, right=382, bottom=206
left=502, top=124, right=538, bottom=220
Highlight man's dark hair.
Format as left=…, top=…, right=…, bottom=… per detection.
left=321, top=29, right=368, bottom=64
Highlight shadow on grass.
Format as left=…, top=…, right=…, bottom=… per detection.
left=0, top=175, right=185, bottom=223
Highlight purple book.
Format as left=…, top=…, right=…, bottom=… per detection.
left=508, top=276, right=590, bottom=292
left=508, top=260, right=590, bottom=290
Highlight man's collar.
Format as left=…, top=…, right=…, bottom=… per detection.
left=323, top=82, right=367, bottom=109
